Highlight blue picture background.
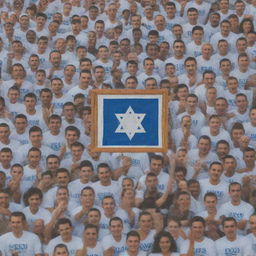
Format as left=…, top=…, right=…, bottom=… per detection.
left=103, top=98, right=159, bottom=146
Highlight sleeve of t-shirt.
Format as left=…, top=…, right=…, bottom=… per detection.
left=180, top=240, right=189, bottom=254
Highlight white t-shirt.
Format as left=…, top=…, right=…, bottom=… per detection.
left=102, top=234, right=127, bottom=256
left=45, top=235, right=83, bottom=256
left=139, top=229, right=156, bottom=253
left=87, top=242, right=104, bottom=256
left=199, top=179, right=229, bottom=206
left=180, top=237, right=216, bottom=256
left=215, top=235, right=253, bottom=256
left=0, top=231, right=42, bottom=256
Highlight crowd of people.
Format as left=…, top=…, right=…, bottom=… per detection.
left=0, top=0, right=256, bottom=255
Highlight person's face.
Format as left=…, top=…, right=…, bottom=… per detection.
left=165, top=5, right=176, bottom=17
left=50, top=52, right=61, bottom=67
left=242, top=21, right=253, bottom=33
left=11, top=166, right=23, bottom=180
left=243, top=150, right=256, bottom=164
left=81, top=189, right=95, bottom=206
left=221, top=22, right=231, bottom=36
left=12, top=65, right=25, bottom=79
left=223, top=157, right=236, bottom=172
left=173, top=42, right=184, bottom=57
left=150, top=159, right=163, bottom=175
left=48, top=22, right=59, bottom=33
left=64, top=66, right=76, bottom=77
left=218, top=41, right=229, bottom=54
left=56, top=172, right=70, bottom=186
left=0, top=152, right=12, bottom=165
left=29, top=56, right=40, bottom=69
left=8, top=88, right=20, bottom=102
left=220, top=0, right=229, bottom=11
left=127, top=235, right=140, bottom=253
left=209, top=14, right=220, bottom=27
left=107, top=4, right=117, bottom=17
left=98, top=167, right=111, bottom=183
left=177, top=87, right=188, bottom=99
left=28, top=194, right=41, bottom=209
left=102, top=198, right=115, bottom=215
left=236, top=40, right=247, bottom=53
left=147, top=45, right=158, bottom=58
left=87, top=210, right=100, bottom=225
left=80, top=166, right=93, bottom=182
left=10, top=216, right=24, bottom=233
left=216, top=143, right=229, bottom=159
left=220, top=61, right=231, bottom=74
left=79, top=72, right=91, bottom=86
left=177, top=194, right=190, bottom=209
left=51, top=80, right=63, bottom=94
left=144, top=60, right=154, bottom=72
left=36, top=16, right=46, bottom=27
left=54, top=247, right=69, bottom=256
left=204, top=196, right=217, bottom=211
left=186, top=96, right=197, bottom=110
left=63, top=106, right=75, bottom=120
left=12, top=42, right=23, bottom=54
left=202, top=44, right=212, bottom=58
left=159, top=42, right=169, bottom=55
left=185, top=60, right=197, bottom=74
left=145, top=78, right=157, bottom=89
left=192, top=29, right=203, bottom=41
left=159, top=236, right=171, bottom=253
left=206, top=88, right=217, bottom=101
left=0, top=126, right=10, bottom=140
left=209, top=117, right=221, bottom=133
left=168, top=220, right=180, bottom=237
left=229, top=184, right=241, bottom=202
left=139, top=214, right=152, bottom=231
left=215, top=99, right=227, bottom=114
left=122, top=179, right=134, bottom=190
left=250, top=109, right=256, bottom=126
left=84, top=227, right=98, bottom=244
left=95, top=23, right=104, bottom=34
left=25, top=97, right=36, bottom=110
left=110, top=220, right=123, bottom=237
left=209, top=164, right=223, bottom=181
left=28, top=151, right=41, bottom=165
left=154, top=15, right=165, bottom=30
left=235, top=2, right=245, bottom=14
left=227, top=79, right=238, bottom=93
left=19, top=16, right=29, bottom=28
left=198, top=138, right=210, bottom=154
left=38, top=39, right=48, bottom=51
left=47, top=157, right=59, bottom=171
left=42, top=174, right=53, bottom=188
left=71, top=146, right=83, bottom=160
left=191, top=221, right=204, bottom=239
left=172, top=26, right=182, bottom=38
left=188, top=183, right=200, bottom=198
left=131, top=16, right=141, bottom=28
left=49, top=118, right=61, bottom=133
left=223, top=220, right=237, bottom=239
left=238, top=56, right=249, bottom=69
left=26, top=31, right=36, bottom=43
left=65, top=130, right=78, bottom=144
left=63, top=3, right=72, bottom=15
left=58, top=223, right=72, bottom=239
left=146, top=176, right=158, bottom=189
left=0, top=192, right=9, bottom=208
left=98, top=47, right=109, bottom=59
left=40, top=92, right=52, bottom=105
left=187, top=11, right=198, bottom=23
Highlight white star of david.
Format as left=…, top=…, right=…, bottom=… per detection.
left=115, top=106, right=146, bottom=140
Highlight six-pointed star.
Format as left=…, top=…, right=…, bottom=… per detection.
left=115, top=106, right=146, bottom=140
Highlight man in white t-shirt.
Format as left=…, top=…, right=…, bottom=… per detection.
left=215, top=217, right=253, bottom=256
left=180, top=216, right=216, bottom=256
left=0, top=211, right=42, bottom=256
left=246, top=214, right=256, bottom=254
left=218, top=182, right=254, bottom=234
left=45, top=218, right=83, bottom=256
left=102, top=217, right=127, bottom=256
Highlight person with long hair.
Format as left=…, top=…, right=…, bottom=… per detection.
left=150, top=231, right=180, bottom=256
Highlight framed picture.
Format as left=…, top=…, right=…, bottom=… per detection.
left=91, top=89, right=168, bottom=152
